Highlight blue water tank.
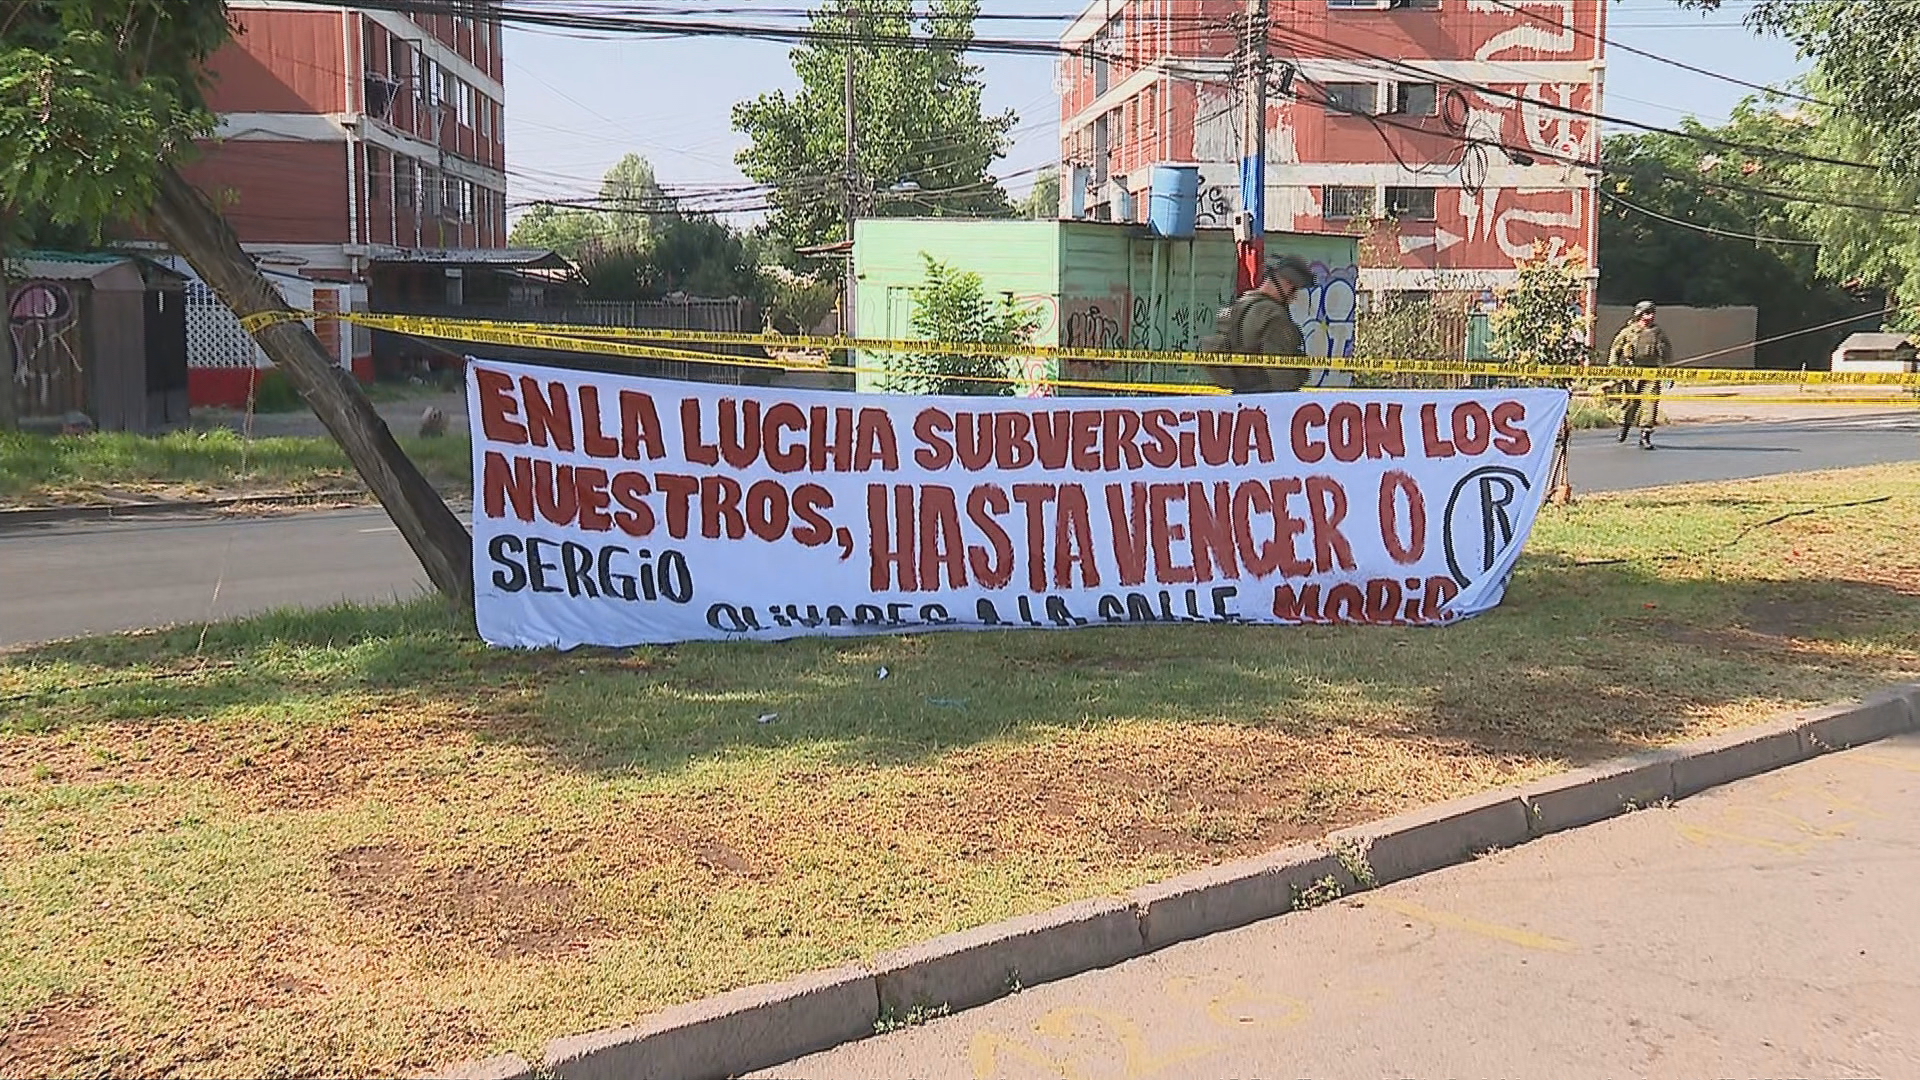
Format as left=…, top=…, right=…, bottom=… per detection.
left=1148, top=164, right=1200, bottom=238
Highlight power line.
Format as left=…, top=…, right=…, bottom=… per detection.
left=1600, top=188, right=1821, bottom=246
left=1264, top=22, right=1882, bottom=174
left=1481, top=0, right=1839, bottom=111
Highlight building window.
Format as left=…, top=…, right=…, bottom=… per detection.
left=1386, top=186, right=1438, bottom=220
left=478, top=94, right=493, bottom=137
left=1322, top=82, right=1378, bottom=116
left=1331, top=0, right=1442, bottom=8
left=1324, top=185, right=1375, bottom=220
left=395, top=157, right=416, bottom=211
left=1391, top=82, right=1438, bottom=116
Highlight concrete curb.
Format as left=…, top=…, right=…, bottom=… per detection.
left=0, top=490, right=370, bottom=526
left=433, top=683, right=1920, bottom=1080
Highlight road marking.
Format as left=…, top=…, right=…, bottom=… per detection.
left=358, top=527, right=398, bottom=533
left=1163, top=975, right=1308, bottom=1030
left=1371, top=897, right=1578, bottom=953
left=1853, top=753, right=1920, bottom=775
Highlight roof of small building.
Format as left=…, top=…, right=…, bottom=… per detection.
left=6, top=250, right=185, bottom=290
left=363, top=246, right=572, bottom=270
left=1834, top=331, right=1915, bottom=352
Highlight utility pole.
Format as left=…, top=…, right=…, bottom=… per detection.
left=1235, top=0, right=1269, bottom=294
left=842, top=0, right=860, bottom=335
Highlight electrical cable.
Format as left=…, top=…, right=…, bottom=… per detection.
left=1600, top=188, right=1821, bottom=246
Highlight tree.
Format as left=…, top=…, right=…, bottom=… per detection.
left=509, top=153, right=666, bottom=259
left=1489, top=243, right=1592, bottom=367
left=1017, top=169, right=1059, bottom=221
left=881, top=254, right=1035, bottom=396
left=1599, top=104, right=1880, bottom=369
left=1, top=1, right=469, bottom=599
left=572, top=213, right=764, bottom=303
left=732, top=0, right=1017, bottom=266
left=1675, top=1, right=1920, bottom=329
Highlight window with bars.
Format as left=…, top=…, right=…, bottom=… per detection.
left=1323, top=185, right=1375, bottom=220
left=1391, top=82, right=1438, bottom=116
left=395, top=157, right=416, bottom=211
left=1322, top=82, right=1378, bottom=116
left=1386, top=186, right=1437, bottom=220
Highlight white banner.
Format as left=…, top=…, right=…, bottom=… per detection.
left=467, top=358, right=1570, bottom=650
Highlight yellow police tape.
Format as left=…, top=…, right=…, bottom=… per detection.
left=302, top=311, right=1221, bottom=397
left=239, top=308, right=1920, bottom=393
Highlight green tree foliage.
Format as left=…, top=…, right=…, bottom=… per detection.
left=1489, top=243, right=1591, bottom=367
left=1017, top=169, right=1059, bottom=221
left=882, top=254, right=1036, bottom=396
left=763, top=273, right=840, bottom=334
left=577, top=213, right=764, bottom=303
left=732, top=0, right=1017, bottom=264
left=1673, top=1, right=1920, bottom=329
left=1358, top=295, right=1451, bottom=362
left=1599, top=103, right=1880, bottom=368
left=508, top=153, right=666, bottom=258
left=0, top=0, right=228, bottom=230
left=512, top=155, right=763, bottom=303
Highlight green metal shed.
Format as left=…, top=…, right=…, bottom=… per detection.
left=850, top=219, right=1360, bottom=394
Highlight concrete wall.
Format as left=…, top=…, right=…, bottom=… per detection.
left=1596, top=304, right=1757, bottom=368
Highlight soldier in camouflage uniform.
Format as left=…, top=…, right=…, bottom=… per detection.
left=1204, top=253, right=1316, bottom=394
left=1607, top=300, right=1673, bottom=449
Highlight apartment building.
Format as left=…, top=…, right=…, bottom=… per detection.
left=186, top=0, right=510, bottom=274
left=1058, top=0, right=1605, bottom=300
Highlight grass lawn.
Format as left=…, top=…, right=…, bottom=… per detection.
left=0, top=430, right=471, bottom=508
left=3, top=464, right=1918, bottom=1077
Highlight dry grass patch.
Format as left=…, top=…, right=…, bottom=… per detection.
left=3, top=463, right=1918, bottom=1077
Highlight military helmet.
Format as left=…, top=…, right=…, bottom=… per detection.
left=1263, top=253, right=1316, bottom=289
left=1633, top=300, right=1657, bottom=317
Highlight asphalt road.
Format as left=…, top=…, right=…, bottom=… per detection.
left=761, top=732, right=1920, bottom=1080
left=2, top=413, right=1914, bottom=649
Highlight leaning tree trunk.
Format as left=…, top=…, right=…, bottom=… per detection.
left=150, top=165, right=472, bottom=603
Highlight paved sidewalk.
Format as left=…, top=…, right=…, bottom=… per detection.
left=762, top=733, right=1920, bottom=1080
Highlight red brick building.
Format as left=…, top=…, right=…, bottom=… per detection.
left=192, top=0, right=509, bottom=266
left=140, top=2, right=514, bottom=402
left=1058, top=0, right=1604, bottom=303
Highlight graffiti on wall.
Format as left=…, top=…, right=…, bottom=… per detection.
left=1194, top=181, right=1236, bottom=229
left=1301, top=262, right=1360, bottom=360
left=1465, top=0, right=1577, bottom=60
left=1061, top=302, right=1126, bottom=351
left=7, top=280, right=83, bottom=415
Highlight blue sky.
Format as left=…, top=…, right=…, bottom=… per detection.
left=500, top=0, right=1808, bottom=221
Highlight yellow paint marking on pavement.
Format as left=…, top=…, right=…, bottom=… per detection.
left=969, top=1031, right=1093, bottom=1080
left=1853, top=753, right=1920, bottom=775
left=1371, top=897, right=1578, bottom=953
left=1164, top=975, right=1309, bottom=1030
left=1031, top=1008, right=1218, bottom=1080
left=1676, top=821, right=1818, bottom=854
left=1764, top=783, right=1888, bottom=818
left=969, top=1006, right=1220, bottom=1080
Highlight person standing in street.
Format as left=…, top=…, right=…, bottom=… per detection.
left=1608, top=300, right=1673, bottom=448
left=1202, top=252, right=1316, bottom=394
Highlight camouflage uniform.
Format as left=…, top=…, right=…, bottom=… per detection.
left=1607, top=315, right=1673, bottom=444
left=1203, top=252, right=1317, bottom=394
